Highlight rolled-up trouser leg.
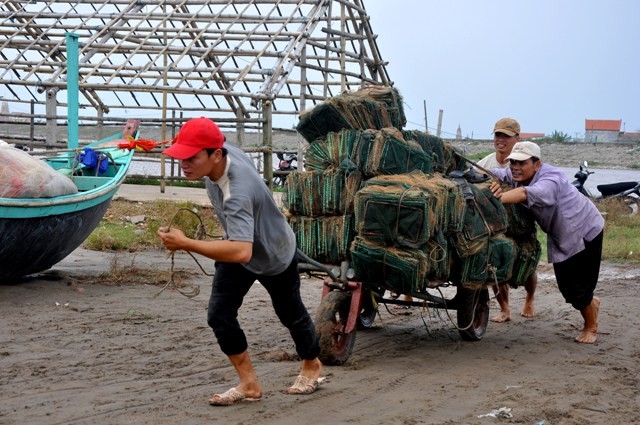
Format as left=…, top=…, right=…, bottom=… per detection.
left=553, top=230, right=603, bottom=311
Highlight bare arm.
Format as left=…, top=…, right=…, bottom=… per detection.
left=157, top=227, right=252, bottom=263
left=490, top=181, right=528, bottom=204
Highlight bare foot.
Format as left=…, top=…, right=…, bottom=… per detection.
left=521, top=303, right=535, bottom=318
left=491, top=311, right=512, bottom=323
left=575, top=297, right=600, bottom=344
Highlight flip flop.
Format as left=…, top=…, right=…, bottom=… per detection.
left=286, top=375, right=327, bottom=395
left=209, top=387, right=261, bottom=406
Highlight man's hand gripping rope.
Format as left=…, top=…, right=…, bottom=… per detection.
left=156, top=208, right=219, bottom=299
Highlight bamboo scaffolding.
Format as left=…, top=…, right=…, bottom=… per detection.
left=0, top=0, right=392, bottom=139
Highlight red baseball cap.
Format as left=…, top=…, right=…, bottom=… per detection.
left=162, top=117, right=225, bottom=159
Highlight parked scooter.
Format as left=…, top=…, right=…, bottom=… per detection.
left=572, top=161, right=640, bottom=214
left=273, top=152, right=297, bottom=187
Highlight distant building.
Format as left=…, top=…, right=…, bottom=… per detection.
left=618, top=132, right=640, bottom=143
left=456, top=124, right=461, bottom=140
left=585, top=119, right=621, bottom=143
left=519, top=132, right=545, bottom=141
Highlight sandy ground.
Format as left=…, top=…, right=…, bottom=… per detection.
left=1, top=141, right=639, bottom=425
left=1, top=247, right=640, bottom=425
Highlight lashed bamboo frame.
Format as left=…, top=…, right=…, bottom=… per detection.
left=0, top=0, right=389, bottom=125
left=0, top=0, right=391, bottom=185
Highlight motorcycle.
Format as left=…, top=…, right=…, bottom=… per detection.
left=273, top=152, right=297, bottom=187
left=572, top=161, right=640, bottom=214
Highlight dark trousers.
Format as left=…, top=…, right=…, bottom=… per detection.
left=553, top=230, right=603, bottom=310
left=207, top=257, right=320, bottom=359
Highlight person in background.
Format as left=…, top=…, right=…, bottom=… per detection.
left=489, top=141, right=603, bottom=343
left=478, top=118, right=538, bottom=323
left=157, top=117, right=324, bottom=406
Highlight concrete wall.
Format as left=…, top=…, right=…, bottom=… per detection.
left=585, top=129, right=619, bottom=143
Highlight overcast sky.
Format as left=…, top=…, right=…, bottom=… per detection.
left=364, top=0, right=640, bottom=139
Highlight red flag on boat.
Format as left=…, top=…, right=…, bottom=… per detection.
left=117, top=137, right=159, bottom=152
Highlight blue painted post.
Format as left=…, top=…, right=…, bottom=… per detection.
left=65, top=32, right=79, bottom=150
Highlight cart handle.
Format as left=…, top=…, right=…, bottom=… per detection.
left=296, top=248, right=341, bottom=282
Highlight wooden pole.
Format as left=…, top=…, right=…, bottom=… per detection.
left=436, top=109, right=443, bottom=138
left=236, top=109, right=245, bottom=147
left=340, top=3, right=346, bottom=92
left=298, top=45, right=307, bottom=171
left=423, top=100, right=428, bottom=134
left=262, top=100, right=273, bottom=191
left=160, top=5, right=168, bottom=194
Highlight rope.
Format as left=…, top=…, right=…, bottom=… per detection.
left=155, top=208, right=220, bottom=299
left=434, top=285, right=480, bottom=332
left=394, top=183, right=418, bottom=246
left=473, top=196, right=495, bottom=239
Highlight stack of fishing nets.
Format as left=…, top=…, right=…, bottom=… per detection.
left=283, top=169, right=362, bottom=264
left=288, top=85, right=539, bottom=292
left=296, top=85, right=406, bottom=143
left=349, top=173, right=538, bottom=294
left=287, top=119, right=465, bottom=265
left=350, top=172, right=463, bottom=293
left=304, top=128, right=464, bottom=177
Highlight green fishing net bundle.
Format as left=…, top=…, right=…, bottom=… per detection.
left=351, top=237, right=432, bottom=294
left=287, top=215, right=355, bottom=264
left=304, top=129, right=366, bottom=172
left=508, top=236, right=542, bottom=288
left=503, top=201, right=538, bottom=239
left=402, top=131, right=468, bottom=175
left=356, top=85, right=407, bottom=130
left=353, top=172, right=465, bottom=249
left=450, top=235, right=516, bottom=288
left=296, top=86, right=406, bottom=143
left=305, top=128, right=437, bottom=177
left=450, top=182, right=509, bottom=258
left=354, top=128, right=434, bottom=176
left=283, top=169, right=363, bottom=217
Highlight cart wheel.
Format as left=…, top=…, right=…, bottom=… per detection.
left=357, top=288, right=377, bottom=330
left=456, top=286, right=489, bottom=341
left=314, top=290, right=357, bottom=365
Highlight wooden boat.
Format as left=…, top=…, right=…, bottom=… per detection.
left=0, top=120, right=140, bottom=281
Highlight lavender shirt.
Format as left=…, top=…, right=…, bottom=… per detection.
left=492, top=163, right=604, bottom=263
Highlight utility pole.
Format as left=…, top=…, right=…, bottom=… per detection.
left=436, top=109, right=443, bottom=138
left=423, top=100, right=428, bottom=134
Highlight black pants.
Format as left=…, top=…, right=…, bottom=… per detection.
left=553, top=230, right=603, bottom=311
left=207, top=257, right=320, bottom=359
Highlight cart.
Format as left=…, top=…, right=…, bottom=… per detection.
left=297, top=249, right=490, bottom=365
